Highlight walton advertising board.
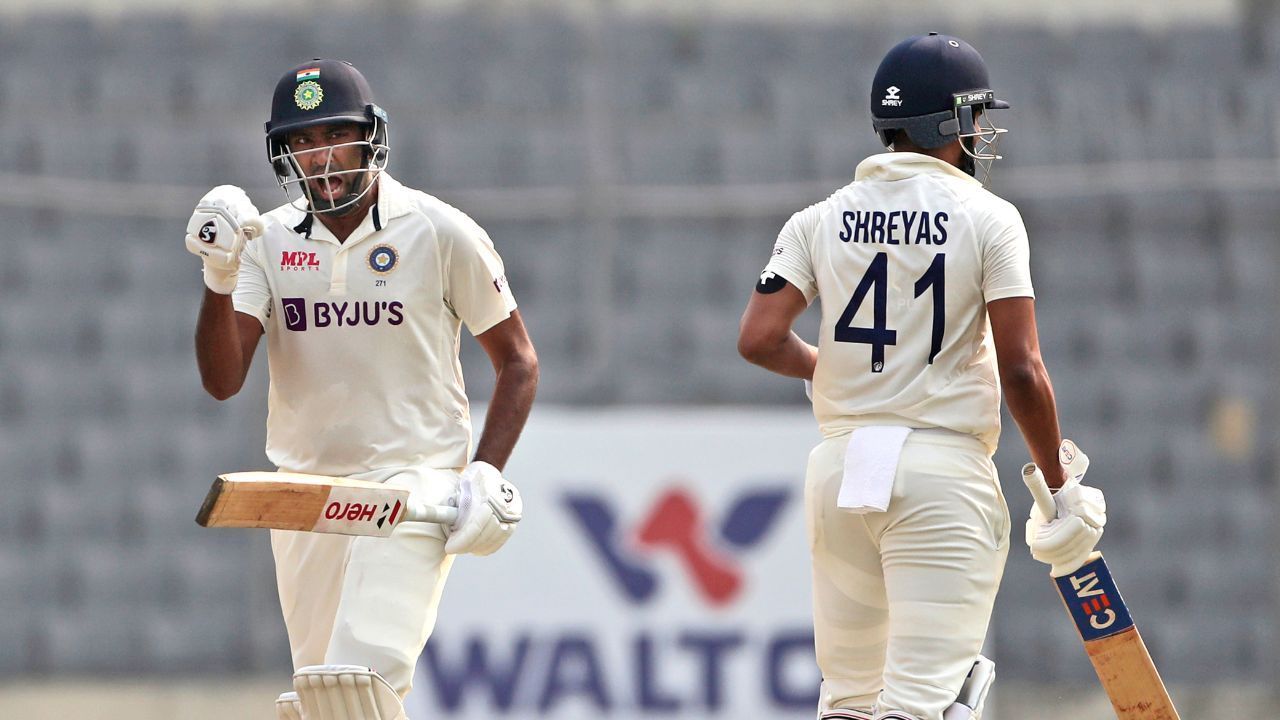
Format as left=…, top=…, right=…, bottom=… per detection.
left=407, top=407, right=823, bottom=719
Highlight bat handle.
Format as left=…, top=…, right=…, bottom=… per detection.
left=406, top=500, right=459, bottom=526
left=1021, top=463, right=1058, bottom=519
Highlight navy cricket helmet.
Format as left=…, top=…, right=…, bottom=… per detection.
left=264, top=59, right=390, bottom=215
left=870, top=33, right=1008, bottom=176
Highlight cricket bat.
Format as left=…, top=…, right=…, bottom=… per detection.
left=1023, top=462, right=1180, bottom=720
left=196, top=471, right=458, bottom=537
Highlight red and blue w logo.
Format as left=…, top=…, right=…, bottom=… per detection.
left=564, top=484, right=790, bottom=607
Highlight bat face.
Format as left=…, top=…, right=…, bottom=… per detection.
left=196, top=472, right=411, bottom=537
left=1052, top=554, right=1180, bottom=720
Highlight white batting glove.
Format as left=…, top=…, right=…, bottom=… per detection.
left=444, top=461, right=523, bottom=556
left=185, top=185, right=263, bottom=294
left=1025, top=440, right=1107, bottom=576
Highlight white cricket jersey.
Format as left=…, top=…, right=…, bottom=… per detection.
left=233, top=174, right=517, bottom=476
left=763, top=152, right=1034, bottom=452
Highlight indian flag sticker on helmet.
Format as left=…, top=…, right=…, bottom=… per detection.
left=296, top=67, right=320, bottom=82
left=294, top=81, right=324, bottom=111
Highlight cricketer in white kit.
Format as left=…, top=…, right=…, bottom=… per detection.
left=738, top=34, right=1106, bottom=720
left=188, top=59, right=538, bottom=720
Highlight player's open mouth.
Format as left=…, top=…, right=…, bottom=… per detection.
left=315, top=177, right=345, bottom=200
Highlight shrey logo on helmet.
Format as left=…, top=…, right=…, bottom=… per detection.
left=869, top=32, right=1009, bottom=182
left=265, top=58, right=390, bottom=216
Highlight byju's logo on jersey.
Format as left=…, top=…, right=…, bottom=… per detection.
left=282, top=297, right=307, bottom=331
left=882, top=85, right=903, bottom=107
left=281, top=250, right=321, bottom=271
left=564, top=485, right=789, bottom=607
left=280, top=297, right=405, bottom=331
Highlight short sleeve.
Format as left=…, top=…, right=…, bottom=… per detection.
left=979, top=200, right=1035, bottom=302
left=762, top=204, right=821, bottom=303
left=232, top=237, right=272, bottom=329
left=445, top=219, right=518, bottom=336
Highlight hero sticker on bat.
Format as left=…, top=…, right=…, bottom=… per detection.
left=314, top=486, right=406, bottom=535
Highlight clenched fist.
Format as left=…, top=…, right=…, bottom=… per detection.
left=185, top=185, right=263, bottom=294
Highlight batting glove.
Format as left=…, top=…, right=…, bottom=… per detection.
left=185, top=185, right=263, bottom=294
left=1025, top=440, right=1107, bottom=577
left=444, top=461, right=523, bottom=556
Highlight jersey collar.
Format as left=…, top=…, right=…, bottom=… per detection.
left=373, top=173, right=414, bottom=223
left=854, top=151, right=980, bottom=185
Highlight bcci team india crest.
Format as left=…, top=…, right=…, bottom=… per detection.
left=295, top=80, right=324, bottom=111
left=294, top=67, right=324, bottom=111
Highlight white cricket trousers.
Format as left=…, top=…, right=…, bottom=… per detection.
left=806, top=429, right=1010, bottom=720
left=270, top=465, right=459, bottom=699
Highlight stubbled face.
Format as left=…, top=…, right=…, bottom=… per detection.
left=285, top=122, right=366, bottom=207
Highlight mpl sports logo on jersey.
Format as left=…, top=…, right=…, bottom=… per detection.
left=564, top=485, right=789, bottom=607
left=280, top=250, right=321, bottom=271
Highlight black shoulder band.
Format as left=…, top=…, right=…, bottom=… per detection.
left=756, top=270, right=790, bottom=294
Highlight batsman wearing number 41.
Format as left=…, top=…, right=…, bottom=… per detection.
left=187, top=59, right=538, bottom=720
left=739, top=34, right=1107, bottom=720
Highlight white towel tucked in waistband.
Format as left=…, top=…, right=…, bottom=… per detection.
left=838, top=426, right=914, bottom=513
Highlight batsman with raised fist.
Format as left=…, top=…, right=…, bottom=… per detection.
left=188, top=59, right=538, bottom=720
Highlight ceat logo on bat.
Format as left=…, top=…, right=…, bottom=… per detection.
left=1057, top=556, right=1135, bottom=642
left=1068, top=568, right=1118, bottom=631
left=564, top=484, right=790, bottom=607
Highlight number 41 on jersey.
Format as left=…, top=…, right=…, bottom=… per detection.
left=835, top=252, right=945, bottom=372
